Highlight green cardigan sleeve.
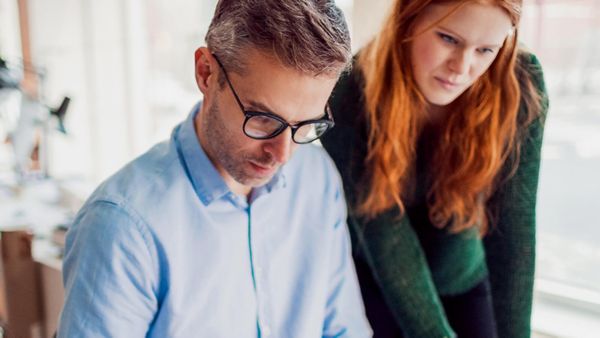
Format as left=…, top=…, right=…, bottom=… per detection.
left=483, top=52, right=549, bottom=338
left=323, top=69, right=457, bottom=338
left=354, top=211, right=457, bottom=338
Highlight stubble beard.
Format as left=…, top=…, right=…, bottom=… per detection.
left=202, top=99, right=277, bottom=187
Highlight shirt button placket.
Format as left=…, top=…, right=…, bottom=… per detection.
left=252, top=207, right=271, bottom=338
left=256, top=270, right=270, bottom=337
left=262, top=325, right=271, bottom=337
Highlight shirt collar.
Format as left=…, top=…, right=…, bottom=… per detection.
left=175, top=102, right=286, bottom=206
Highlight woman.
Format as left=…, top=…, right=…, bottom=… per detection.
left=321, top=1, right=549, bottom=337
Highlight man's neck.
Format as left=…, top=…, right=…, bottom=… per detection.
left=194, top=110, right=252, bottom=198
left=227, top=179, right=252, bottom=198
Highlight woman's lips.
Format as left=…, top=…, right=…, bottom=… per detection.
left=434, top=76, right=460, bottom=90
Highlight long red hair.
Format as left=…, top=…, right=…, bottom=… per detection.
left=357, top=0, right=540, bottom=234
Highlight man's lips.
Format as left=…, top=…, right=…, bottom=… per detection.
left=248, top=160, right=276, bottom=176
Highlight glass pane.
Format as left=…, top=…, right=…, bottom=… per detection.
left=521, top=0, right=600, bottom=294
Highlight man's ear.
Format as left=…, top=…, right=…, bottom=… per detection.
left=194, top=47, right=214, bottom=94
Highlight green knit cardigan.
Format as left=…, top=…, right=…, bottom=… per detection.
left=321, top=51, right=549, bottom=338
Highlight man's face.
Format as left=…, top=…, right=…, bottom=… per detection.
left=195, top=48, right=338, bottom=195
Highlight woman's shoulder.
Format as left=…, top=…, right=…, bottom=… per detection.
left=322, top=56, right=370, bottom=191
left=516, top=48, right=548, bottom=99
left=338, top=57, right=365, bottom=89
left=514, top=47, right=550, bottom=127
left=328, top=56, right=367, bottom=125
left=517, top=48, right=543, bottom=70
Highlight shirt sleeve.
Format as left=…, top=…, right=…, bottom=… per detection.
left=321, top=159, right=373, bottom=338
left=483, top=52, right=549, bottom=338
left=58, top=200, right=159, bottom=338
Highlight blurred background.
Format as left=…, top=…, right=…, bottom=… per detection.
left=0, top=0, right=598, bottom=337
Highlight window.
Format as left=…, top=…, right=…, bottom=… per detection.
left=519, top=0, right=600, bottom=335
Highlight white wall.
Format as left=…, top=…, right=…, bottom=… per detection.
left=23, top=0, right=368, bottom=183
left=24, top=0, right=215, bottom=182
left=351, top=0, right=393, bottom=51
left=0, top=0, right=22, bottom=61
left=25, top=0, right=144, bottom=181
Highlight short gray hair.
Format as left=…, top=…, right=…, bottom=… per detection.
left=205, top=0, right=351, bottom=77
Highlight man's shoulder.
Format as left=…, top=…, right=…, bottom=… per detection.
left=283, top=144, right=343, bottom=198
left=80, top=140, right=185, bottom=221
left=287, top=144, right=338, bottom=176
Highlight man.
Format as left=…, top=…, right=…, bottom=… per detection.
left=57, top=1, right=371, bottom=337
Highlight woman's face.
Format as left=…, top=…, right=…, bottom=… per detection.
left=410, top=2, right=513, bottom=107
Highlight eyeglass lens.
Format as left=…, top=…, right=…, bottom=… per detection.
left=244, top=115, right=330, bottom=143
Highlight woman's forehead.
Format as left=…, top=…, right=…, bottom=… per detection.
left=420, top=2, right=513, bottom=45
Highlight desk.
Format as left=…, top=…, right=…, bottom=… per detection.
left=0, top=230, right=64, bottom=338
left=0, top=178, right=89, bottom=338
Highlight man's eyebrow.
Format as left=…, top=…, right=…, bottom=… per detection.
left=246, top=99, right=276, bottom=114
left=246, top=99, right=326, bottom=123
left=438, top=25, right=504, bottom=48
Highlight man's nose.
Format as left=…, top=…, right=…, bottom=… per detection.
left=448, top=49, right=472, bottom=76
left=263, top=128, right=295, bottom=164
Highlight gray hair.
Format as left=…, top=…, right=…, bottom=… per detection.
left=205, top=0, right=351, bottom=77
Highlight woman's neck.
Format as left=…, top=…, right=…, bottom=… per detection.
left=424, top=103, right=451, bottom=129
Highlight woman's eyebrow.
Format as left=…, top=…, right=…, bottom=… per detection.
left=436, top=25, right=466, bottom=42
left=437, top=25, right=504, bottom=48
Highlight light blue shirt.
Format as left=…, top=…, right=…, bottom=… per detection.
left=58, top=104, right=371, bottom=338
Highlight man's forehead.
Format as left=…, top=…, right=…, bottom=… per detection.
left=223, top=51, right=338, bottom=121
left=225, top=47, right=341, bottom=79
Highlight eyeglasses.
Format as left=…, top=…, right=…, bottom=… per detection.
left=213, top=54, right=335, bottom=144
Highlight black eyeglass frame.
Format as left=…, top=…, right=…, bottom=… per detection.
left=212, top=54, right=335, bottom=144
